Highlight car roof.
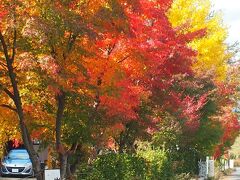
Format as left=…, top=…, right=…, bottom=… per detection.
left=9, top=149, right=28, bottom=153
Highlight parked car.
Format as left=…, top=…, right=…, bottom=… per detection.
left=1, top=149, right=33, bottom=177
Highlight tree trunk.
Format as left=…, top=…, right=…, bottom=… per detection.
left=66, top=160, right=72, bottom=179
left=55, top=91, right=67, bottom=179
left=0, top=32, right=43, bottom=179
left=119, top=131, right=125, bottom=153
left=66, top=144, right=83, bottom=178
left=55, top=92, right=78, bottom=179
left=60, top=153, right=68, bottom=179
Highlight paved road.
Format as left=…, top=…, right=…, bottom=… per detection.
left=0, top=178, right=35, bottom=180
left=220, top=167, right=240, bottom=180
left=0, top=177, right=36, bottom=180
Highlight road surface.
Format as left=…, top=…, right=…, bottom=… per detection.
left=220, top=167, right=240, bottom=180
left=0, top=178, right=35, bottom=180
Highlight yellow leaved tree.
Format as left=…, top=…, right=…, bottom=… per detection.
left=168, top=0, right=230, bottom=81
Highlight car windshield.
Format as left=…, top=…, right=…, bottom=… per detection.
left=8, top=150, right=30, bottom=160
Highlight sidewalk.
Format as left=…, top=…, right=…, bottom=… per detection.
left=220, top=167, right=240, bottom=180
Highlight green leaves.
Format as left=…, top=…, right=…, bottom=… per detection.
left=78, top=153, right=147, bottom=180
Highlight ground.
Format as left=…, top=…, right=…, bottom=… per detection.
left=220, top=167, right=240, bottom=180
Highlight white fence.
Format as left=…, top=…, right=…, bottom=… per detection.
left=199, top=157, right=235, bottom=179
left=198, top=157, right=214, bottom=179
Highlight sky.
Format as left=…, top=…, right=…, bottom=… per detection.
left=211, top=0, right=240, bottom=43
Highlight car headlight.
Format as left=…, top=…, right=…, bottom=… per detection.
left=1, top=162, right=6, bottom=166
left=25, top=163, right=32, bottom=167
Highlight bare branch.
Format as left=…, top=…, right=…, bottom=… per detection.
left=107, top=43, right=116, bottom=56
left=67, top=143, right=79, bottom=155
left=0, top=104, right=17, bottom=112
left=3, top=88, right=15, bottom=101
left=117, top=55, right=130, bottom=63
left=0, top=31, right=11, bottom=63
left=0, top=61, right=8, bottom=70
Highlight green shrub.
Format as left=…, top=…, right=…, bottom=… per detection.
left=77, top=153, right=147, bottom=180
left=136, top=142, right=174, bottom=180
left=77, top=143, right=174, bottom=179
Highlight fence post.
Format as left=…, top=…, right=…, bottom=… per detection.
left=206, top=156, right=209, bottom=179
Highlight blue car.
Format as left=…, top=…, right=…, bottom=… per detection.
left=1, top=149, right=33, bottom=177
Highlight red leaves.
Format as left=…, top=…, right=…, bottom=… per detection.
left=12, top=139, right=20, bottom=148
left=100, top=80, right=144, bottom=120
left=216, top=82, right=236, bottom=97
left=0, top=11, right=7, bottom=19
left=214, top=107, right=240, bottom=158
left=0, top=3, right=8, bottom=19
left=181, top=94, right=208, bottom=132
left=158, top=90, right=208, bottom=133
left=126, top=0, right=202, bottom=87
left=220, top=107, right=240, bottom=142
left=177, top=29, right=207, bottom=43
left=121, top=0, right=210, bottom=133
left=0, top=6, right=7, bottom=29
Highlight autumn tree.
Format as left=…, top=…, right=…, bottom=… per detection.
left=18, top=0, right=136, bottom=178
left=168, top=0, right=230, bottom=81
left=168, top=0, right=240, bottom=159
left=0, top=0, right=44, bottom=179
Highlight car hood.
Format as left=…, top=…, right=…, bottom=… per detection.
left=3, top=159, right=32, bottom=166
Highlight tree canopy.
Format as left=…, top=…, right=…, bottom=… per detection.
left=0, top=0, right=239, bottom=179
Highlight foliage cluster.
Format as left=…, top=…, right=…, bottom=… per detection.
left=78, top=153, right=148, bottom=180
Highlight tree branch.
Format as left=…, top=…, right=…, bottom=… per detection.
left=56, top=91, right=66, bottom=151
left=0, top=31, right=11, bottom=63
left=11, top=29, right=17, bottom=63
left=0, top=104, right=17, bottom=112
left=3, top=88, right=15, bottom=101
left=0, top=61, right=8, bottom=70
left=67, top=143, right=78, bottom=155
left=0, top=83, right=15, bottom=100
left=117, top=55, right=130, bottom=63
left=107, top=43, right=116, bottom=56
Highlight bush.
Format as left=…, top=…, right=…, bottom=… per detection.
left=77, top=142, right=174, bottom=179
left=77, top=153, right=147, bottom=180
left=136, top=142, right=174, bottom=180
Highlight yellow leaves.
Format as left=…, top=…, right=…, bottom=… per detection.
left=65, top=0, right=108, bottom=19
left=0, top=108, right=20, bottom=156
left=87, top=0, right=108, bottom=13
left=189, top=35, right=228, bottom=80
left=168, top=0, right=211, bottom=32
left=168, top=0, right=230, bottom=81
